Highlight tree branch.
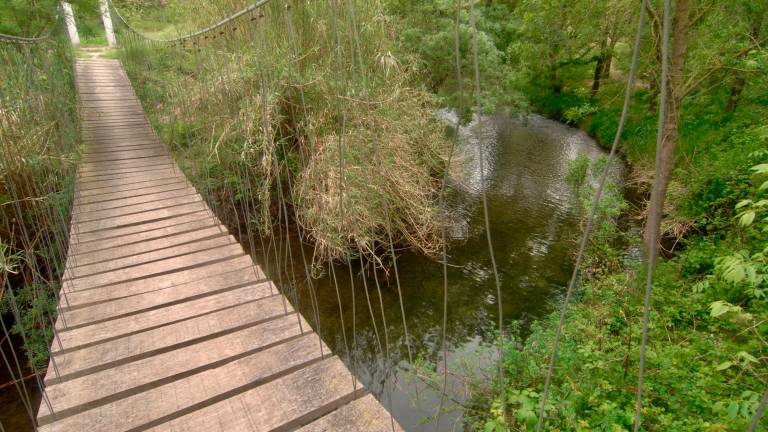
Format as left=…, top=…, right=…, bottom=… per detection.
left=682, top=34, right=768, bottom=96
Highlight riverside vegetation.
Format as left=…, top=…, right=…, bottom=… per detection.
left=0, top=1, right=80, bottom=371
left=114, top=0, right=450, bottom=269
left=385, top=1, right=768, bottom=430
left=1, top=0, right=767, bottom=430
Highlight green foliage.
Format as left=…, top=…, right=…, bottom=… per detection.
left=385, top=0, right=526, bottom=115
left=72, top=0, right=105, bottom=43
left=567, top=154, right=628, bottom=276
left=566, top=153, right=590, bottom=191
left=116, top=0, right=450, bottom=266
left=429, top=4, right=768, bottom=424
left=1, top=11, right=78, bottom=372
left=0, top=0, right=60, bottom=36
left=466, top=156, right=768, bottom=431
left=0, top=284, right=58, bottom=371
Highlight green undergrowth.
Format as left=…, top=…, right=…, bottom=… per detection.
left=383, top=1, right=768, bottom=430
left=115, top=0, right=450, bottom=268
left=0, top=11, right=79, bottom=371
left=462, top=134, right=768, bottom=431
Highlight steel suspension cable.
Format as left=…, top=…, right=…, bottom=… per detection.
left=468, top=1, right=506, bottom=423
left=634, top=0, right=671, bottom=429
left=535, top=0, right=649, bottom=429
left=748, top=385, right=768, bottom=432
left=0, top=28, right=54, bottom=44
left=107, top=0, right=274, bottom=43
left=435, top=1, right=464, bottom=428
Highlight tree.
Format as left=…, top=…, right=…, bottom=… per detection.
left=724, top=2, right=767, bottom=113
left=643, top=0, right=767, bottom=248
left=591, top=0, right=633, bottom=98
left=514, top=0, right=605, bottom=94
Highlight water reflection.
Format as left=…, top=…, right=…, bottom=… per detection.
left=255, top=114, right=621, bottom=431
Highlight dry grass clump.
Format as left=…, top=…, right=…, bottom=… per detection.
left=295, top=84, right=445, bottom=264
left=118, top=0, right=451, bottom=268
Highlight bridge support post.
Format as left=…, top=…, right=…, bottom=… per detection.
left=99, top=0, right=117, bottom=47
left=60, top=2, right=80, bottom=47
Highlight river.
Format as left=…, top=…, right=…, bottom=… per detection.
left=0, top=113, right=621, bottom=431
left=254, top=113, right=623, bottom=431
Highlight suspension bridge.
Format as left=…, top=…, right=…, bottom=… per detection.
left=3, top=0, right=768, bottom=431
left=28, top=53, right=400, bottom=431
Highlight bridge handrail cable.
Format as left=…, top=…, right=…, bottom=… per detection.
left=107, top=0, right=274, bottom=43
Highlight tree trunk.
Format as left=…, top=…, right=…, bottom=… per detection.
left=646, top=1, right=663, bottom=113
left=591, top=52, right=606, bottom=98
left=724, top=76, right=746, bottom=113
left=550, top=61, right=561, bottom=93
left=600, top=38, right=617, bottom=78
left=643, top=0, right=692, bottom=251
left=724, top=12, right=764, bottom=114
left=591, top=27, right=611, bottom=99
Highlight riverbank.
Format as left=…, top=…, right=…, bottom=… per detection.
left=463, top=65, right=768, bottom=432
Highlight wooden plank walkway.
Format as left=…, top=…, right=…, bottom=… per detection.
left=37, top=58, right=400, bottom=432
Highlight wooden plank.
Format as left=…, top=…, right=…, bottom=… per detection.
left=74, top=177, right=187, bottom=198
left=51, top=288, right=289, bottom=378
left=67, top=217, right=217, bottom=257
left=82, top=132, right=157, bottom=142
left=57, top=282, right=278, bottom=350
left=297, top=395, right=402, bottom=432
left=60, top=265, right=265, bottom=328
left=75, top=171, right=186, bottom=192
left=68, top=210, right=212, bottom=247
left=65, top=233, right=233, bottom=279
left=140, top=358, right=360, bottom=432
left=81, top=149, right=169, bottom=162
left=64, top=243, right=243, bottom=292
left=83, top=143, right=162, bottom=153
left=42, top=315, right=308, bottom=413
left=39, top=333, right=325, bottom=431
left=80, top=121, right=148, bottom=129
left=74, top=186, right=197, bottom=213
left=74, top=180, right=190, bottom=205
left=74, top=201, right=208, bottom=234
left=78, top=156, right=173, bottom=172
left=84, top=140, right=162, bottom=150
left=77, top=161, right=177, bottom=178
left=72, top=193, right=202, bottom=222
left=62, top=255, right=256, bottom=308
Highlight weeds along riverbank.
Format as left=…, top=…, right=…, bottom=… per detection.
left=0, top=20, right=79, bottom=370
left=382, top=2, right=768, bottom=430
left=115, top=0, right=451, bottom=270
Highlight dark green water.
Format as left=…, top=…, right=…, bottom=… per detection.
left=255, top=113, right=621, bottom=431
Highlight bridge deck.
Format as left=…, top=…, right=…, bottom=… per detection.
left=37, top=58, right=399, bottom=432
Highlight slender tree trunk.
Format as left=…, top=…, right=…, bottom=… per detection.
left=725, top=76, right=746, bottom=113
left=550, top=55, right=561, bottom=93
left=591, top=36, right=617, bottom=99
left=725, top=14, right=764, bottom=113
left=646, top=1, right=663, bottom=113
left=601, top=37, right=617, bottom=77
left=643, top=0, right=692, bottom=250
left=591, top=53, right=606, bottom=98
left=591, top=33, right=608, bottom=98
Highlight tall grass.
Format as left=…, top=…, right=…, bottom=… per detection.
left=0, top=28, right=79, bottom=369
left=115, top=0, right=449, bottom=268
